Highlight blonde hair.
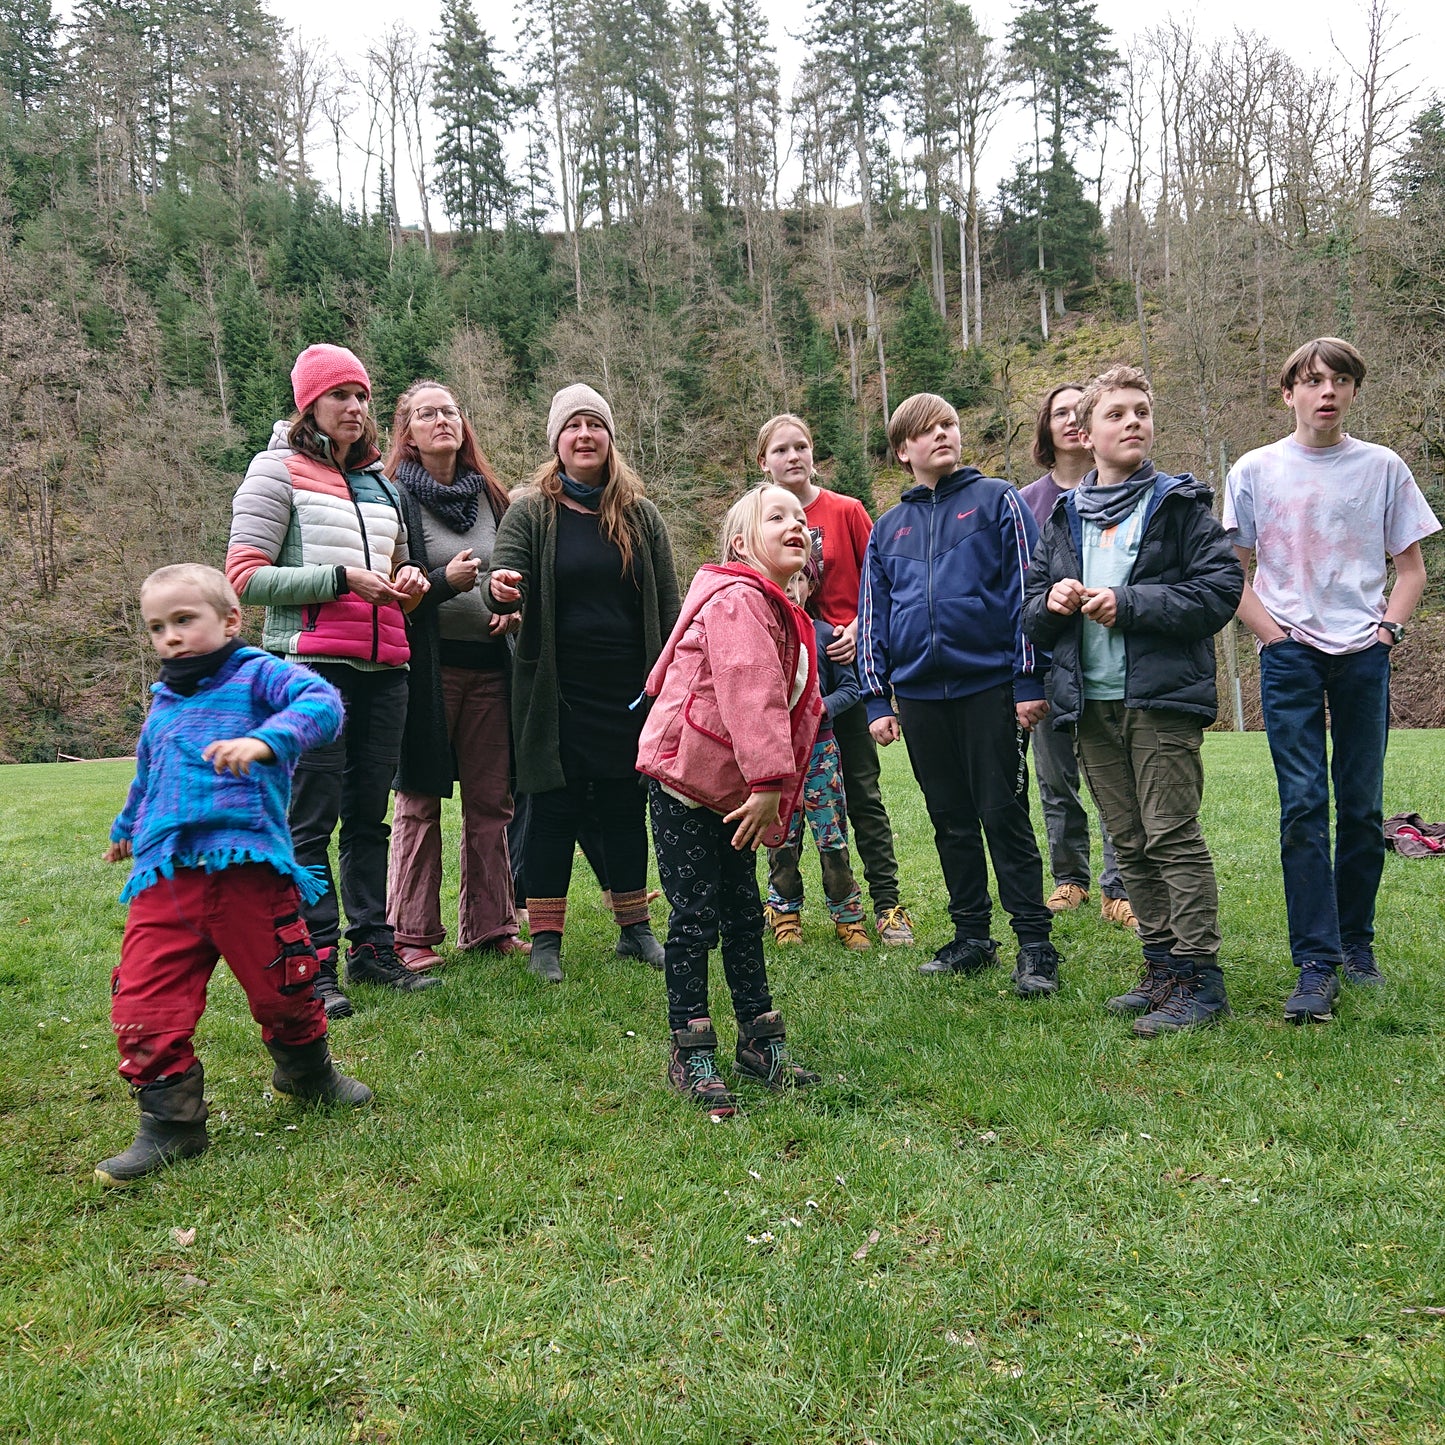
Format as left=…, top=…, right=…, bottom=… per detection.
left=140, top=563, right=239, bottom=616
left=529, top=446, right=648, bottom=574
left=1075, top=365, right=1151, bottom=433
left=886, top=394, right=960, bottom=468
left=755, top=413, right=815, bottom=467
left=718, top=484, right=798, bottom=567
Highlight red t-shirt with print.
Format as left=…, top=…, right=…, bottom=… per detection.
left=803, top=487, right=874, bottom=628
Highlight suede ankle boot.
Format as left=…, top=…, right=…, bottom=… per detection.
left=1133, top=965, right=1231, bottom=1037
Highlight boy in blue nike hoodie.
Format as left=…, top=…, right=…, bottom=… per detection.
left=858, top=393, right=1062, bottom=995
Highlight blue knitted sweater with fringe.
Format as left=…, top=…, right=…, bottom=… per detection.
left=111, top=646, right=344, bottom=904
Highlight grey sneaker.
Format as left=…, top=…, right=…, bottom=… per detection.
left=875, top=906, right=915, bottom=946
left=1284, top=963, right=1340, bottom=1024
left=1340, top=943, right=1385, bottom=987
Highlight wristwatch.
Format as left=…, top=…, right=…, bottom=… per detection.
left=1378, top=620, right=1405, bottom=644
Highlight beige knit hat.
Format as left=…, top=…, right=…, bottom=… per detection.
left=547, top=383, right=615, bottom=454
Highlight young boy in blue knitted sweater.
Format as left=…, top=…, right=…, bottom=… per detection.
left=96, top=564, right=370, bottom=1186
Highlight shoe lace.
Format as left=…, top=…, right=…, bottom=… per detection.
left=687, top=1050, right=723, bottom=1088
left=877, top=906, right=910, bottom=932
left=1298, top=963, right=1337, bottom=992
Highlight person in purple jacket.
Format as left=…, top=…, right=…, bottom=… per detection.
left=1018, top=384, right=1135, bottom=931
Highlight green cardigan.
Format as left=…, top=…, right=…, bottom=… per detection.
left=485, top=488, right=681, bottom=794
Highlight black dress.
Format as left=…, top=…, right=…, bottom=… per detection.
left=553, top=504, right=647, bottom=781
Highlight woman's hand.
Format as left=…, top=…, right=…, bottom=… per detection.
left=1047, top=578, right=1087, bottom=615
left=392, top=565, right=430, bottom=600
left=825, top=618, right=858, bottom=665
left=445, top=548, right=480, bottom=592
left=724, top=789, right=783, bottom=851
left=490, top=569, right=523, bottom=604
left=345, top=567, right=409, bottom=606
left=488, top=612, right=520, bottom=637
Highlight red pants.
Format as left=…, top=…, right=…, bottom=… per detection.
left=112, top=864, right=327, bottom=1086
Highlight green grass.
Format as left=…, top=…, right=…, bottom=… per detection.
left=3, top=736, right=1445, bottom=1443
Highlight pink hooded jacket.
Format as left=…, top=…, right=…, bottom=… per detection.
left=637, top=564, right=823, bottom=846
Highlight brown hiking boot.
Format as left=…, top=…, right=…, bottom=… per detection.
left=765, top=906, right=802, bottom=946
left=1101, top=895, right=1139, bottom=929
left=1046, top=883, right=1088, bottom=913
left=835, top=919, right=871, bottom=950
left=667, top=1018, right=737, bottom=1117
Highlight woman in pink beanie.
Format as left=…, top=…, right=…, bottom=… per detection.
left=225, top=344, right=441, bottom=1019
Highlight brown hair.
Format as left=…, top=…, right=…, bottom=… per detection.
left=755, top=413, right=815, bottom=467
left=1279, top=336, right=1367, bottom=392
left=288, top=407, right=380, bottom=471
left=1031, top=382, right=1087, bottom=468
left=1074, top=365, right=1152, bottom=434
left=886, top=393, right=959, bottom=469
left=385, top=380, right=511, bottom=522
left=530, top=445, right=648, bottom=574
left=140, top=563, right=239, bottom=616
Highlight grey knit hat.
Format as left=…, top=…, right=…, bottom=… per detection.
left=547, top=383, right=615, bottom=454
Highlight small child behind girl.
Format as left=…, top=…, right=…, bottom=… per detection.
left=636, top=486, right=825, bottom=1115
left=96, top=564, right=370, bottom=1185
left=765, top=556, right=869, bottom=949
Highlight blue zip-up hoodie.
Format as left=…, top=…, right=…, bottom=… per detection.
left=857, top=467, right=1043, bottom=722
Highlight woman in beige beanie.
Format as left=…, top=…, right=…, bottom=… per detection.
left=483, top=385, right=680, bottom=982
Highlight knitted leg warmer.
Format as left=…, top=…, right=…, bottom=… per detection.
left=609, top=887, right=651, bottom=929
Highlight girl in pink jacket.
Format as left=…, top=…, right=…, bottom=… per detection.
left=637, top=485, right=825, bottom=1116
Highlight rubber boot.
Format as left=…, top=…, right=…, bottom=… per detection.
left=529, top=931, right=563, bottom=983
left=616, top=921, right=665, bottom=969
left=735, top=1010, right=820, bottom=1090
left=1133, top=964, right=1231, bottom=1037
left=94, top=1062, right=209, bottom=1186
left=265, top=1038, right=373, bottom=1106
left=667, top=1017, right=737, bottom=1116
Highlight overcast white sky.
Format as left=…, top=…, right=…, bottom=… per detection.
left=66, top=0, right=1445, bottom=222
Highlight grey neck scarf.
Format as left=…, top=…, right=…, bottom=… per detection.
left=1073, top=461, right=1157, bottom=529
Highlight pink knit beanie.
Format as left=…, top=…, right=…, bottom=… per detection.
left=291, top=344, right=372, bottom=414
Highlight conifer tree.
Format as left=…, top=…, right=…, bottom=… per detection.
left=0, top=0, right=60, bottom=110
left=433, top=0, right=515, bottom=234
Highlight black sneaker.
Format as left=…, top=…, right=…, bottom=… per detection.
left=1284, top=962, right=1339, bottom=1024
left=919, top=937, right=999, bottom=976
left=346, top=941, right=442, bottom=992
left=1340, top=943, right=1385, bottom=987
left=312, top=947, right=354, bottom=1020
left=1012, top=940, right=1062, bottom=997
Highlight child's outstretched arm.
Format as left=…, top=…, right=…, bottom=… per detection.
left=247, top=658, right=347, bottom=767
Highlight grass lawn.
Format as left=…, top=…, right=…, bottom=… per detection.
left=3, top=734, right=1445, bottom=1443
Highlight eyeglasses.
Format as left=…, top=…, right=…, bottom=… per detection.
left=413, top=405, right=461, bottom=422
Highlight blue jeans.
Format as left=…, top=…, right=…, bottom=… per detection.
left=1258, top=640, right=1391, bottom=967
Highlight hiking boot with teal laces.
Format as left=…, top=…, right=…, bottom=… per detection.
left=1284, top=962, right=1340, bottom=1024
left=667, top=1018, right=737, bottom=1116
left=735, top=1010, right=820, bottom=1090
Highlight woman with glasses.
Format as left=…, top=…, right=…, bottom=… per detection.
left=385, top=380, right=529, bottom=970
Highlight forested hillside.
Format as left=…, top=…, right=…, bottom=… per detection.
left=2, top=0, right=1443, bottom=760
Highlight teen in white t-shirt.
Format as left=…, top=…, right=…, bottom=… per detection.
left=1224, top=337, right=1440, bottom=1023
